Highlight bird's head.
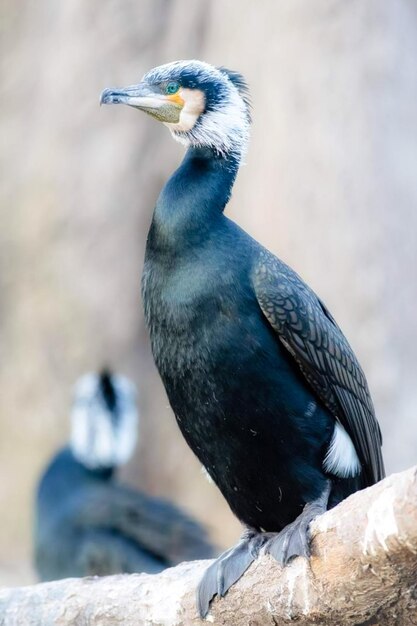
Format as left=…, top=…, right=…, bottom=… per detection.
left=70, top=369, right=138, bottom=470
left=101, top=60, right=251, bottom=158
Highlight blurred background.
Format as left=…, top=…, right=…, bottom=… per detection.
left=1, top=0, right=416, bottom=586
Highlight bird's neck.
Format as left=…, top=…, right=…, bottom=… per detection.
left=39, top=448, right=114, bottom=507
left=150, top=146, right=240, bottom=251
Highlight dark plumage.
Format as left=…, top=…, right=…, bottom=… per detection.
left=101, top=60, right=384, bottom=616
left=34, top=370, right=214, bottom=581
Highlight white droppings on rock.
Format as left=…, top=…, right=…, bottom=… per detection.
left=299, top=561, right=311, bottom=615
left=286, top=565, right=296, bottom=616
left=363, top=487, right=398, bottom=556
left=284, top=559, right=311, bottom=618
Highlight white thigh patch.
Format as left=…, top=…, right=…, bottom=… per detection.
left=323, top=422, right=361, bottom=478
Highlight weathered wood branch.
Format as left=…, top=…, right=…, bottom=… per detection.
left=1, top=466, right=417, bottom=625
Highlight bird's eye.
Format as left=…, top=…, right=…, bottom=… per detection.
left=165, top=82, right=180, bottom=95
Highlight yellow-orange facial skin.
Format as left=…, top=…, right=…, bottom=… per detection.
left=166, top=92, right=185, bottom=107
left=164, top=88, right=206, bottom=132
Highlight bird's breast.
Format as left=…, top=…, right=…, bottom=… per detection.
left=141, top=249, right=335, bottom=530
left=142, top=256, right=247, bottom=376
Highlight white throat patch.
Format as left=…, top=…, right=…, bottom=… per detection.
left=142, top=59, right=251, bottom=159
left=165, top=88, right=205, bottom=133
left=148, top=63, right=251, bottom=158
left=168, top=82, right=249, bottom=159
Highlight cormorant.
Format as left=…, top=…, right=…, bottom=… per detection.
left=101, top=61, right=385, bottom=616
left=34, top=369, right=214, bottom=581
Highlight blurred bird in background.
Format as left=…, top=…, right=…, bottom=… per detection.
left=101, top=60, right=384, bottom=616
left=34, top=369, right=214, bottom=581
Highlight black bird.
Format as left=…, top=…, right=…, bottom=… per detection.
left=101, top=60, right=385, bottom=616
left=34, top=369, right=214, bottom=581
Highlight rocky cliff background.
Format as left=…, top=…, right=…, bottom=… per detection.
left=1, top=0, right=416, bottom=584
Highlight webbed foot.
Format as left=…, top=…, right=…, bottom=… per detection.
left=264, top=481, right=331, bottom=565
left=197, top=529, right=265, bottom=618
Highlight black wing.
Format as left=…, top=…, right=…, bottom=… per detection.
left=253, top=248, right=384, bottom=486
left=73, top=482, right=215, bottom=565
left=77, top=529, right=165, bottom=576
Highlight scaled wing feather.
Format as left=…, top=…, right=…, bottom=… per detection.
left=253, top=249, right=384, bottom=486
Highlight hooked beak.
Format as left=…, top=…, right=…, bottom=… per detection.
left=100, top=82, right=183, bottom=123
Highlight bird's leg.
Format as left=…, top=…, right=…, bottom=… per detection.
left=263, top=480, right=331, bottom=565
left=197, top=526, right=266, bottom=618
left=197, top=483, right=331, bottom=617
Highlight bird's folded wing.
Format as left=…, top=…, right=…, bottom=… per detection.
left=72, top=483, right=214, bottom=564
left=252, top=249, right=385, bottom=486
left=77, top=528, right=165, bottom=575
